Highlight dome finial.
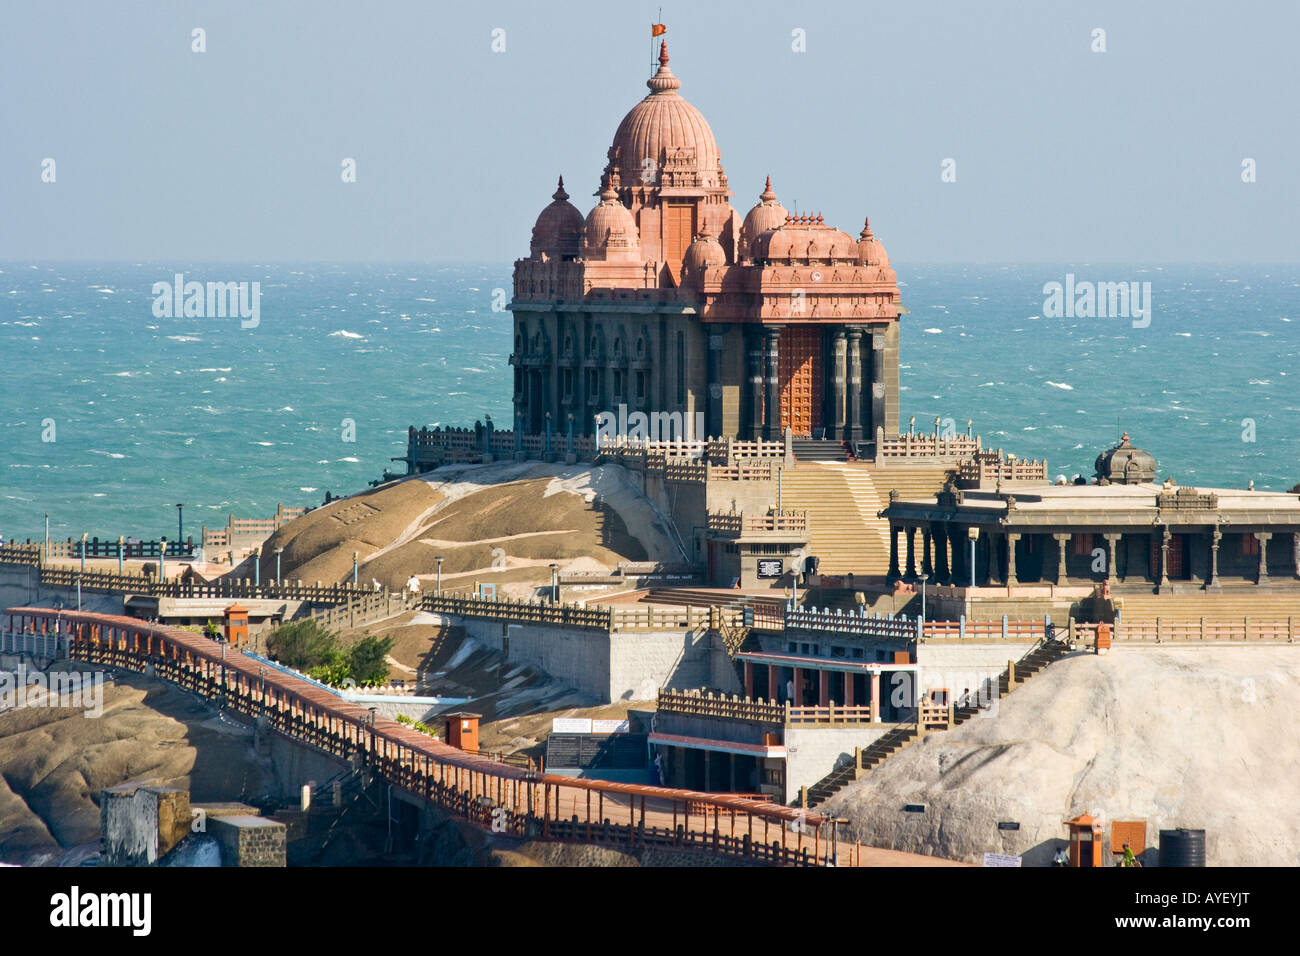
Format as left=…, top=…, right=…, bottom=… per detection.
left=553, top=176, right=569, bottom=202
left=860, top=216, right=873, bottom=239
left=647, top=39, right=682, bottom=93
left=598, top=173, right=618, bottom=203
left=760, top=176, right=777, bottom=203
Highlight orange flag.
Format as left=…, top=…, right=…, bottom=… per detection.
left=652, top=23, right=666, bottom=37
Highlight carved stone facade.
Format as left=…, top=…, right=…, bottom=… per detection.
left=509, top=43, right=902, bottom=446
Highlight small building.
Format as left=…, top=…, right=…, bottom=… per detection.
left=879, top=434, right=1300, bottom=593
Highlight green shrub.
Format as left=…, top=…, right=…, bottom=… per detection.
left=348, top=634, right=394, bottom=686
left=267, top=619, right=342, bottom=671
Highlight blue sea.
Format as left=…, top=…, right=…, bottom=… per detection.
left=2, top=262, right=1298, bottom=542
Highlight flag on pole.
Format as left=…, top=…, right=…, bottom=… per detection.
left=652, top=23, right=666, bottom=37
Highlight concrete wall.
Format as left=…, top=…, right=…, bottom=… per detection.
left=784, top=725, right=889, bottom=805
left=208, top=815, right=286, bottom=867
left=608, top=629, right=714, bottom=701
left=915, top=642, right=1036, bottom=702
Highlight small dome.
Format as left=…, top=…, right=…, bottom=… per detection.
left=1094, top=432, right=1157, bottom=485
left=682, top=230, right=727, bottom=283
left=606, top=42, right=724, bottom=190
left=740, top=176, right=788, bottom=258
left=583, top=178, right=641, bottom=261
left=856, top=217, right=890, bottom=268
left=750, top=214, right=858, bottom=263
left=530, top=176, right=584, bottom=259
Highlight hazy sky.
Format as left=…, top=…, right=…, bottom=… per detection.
left=3, top=0, right=1298, bottom=263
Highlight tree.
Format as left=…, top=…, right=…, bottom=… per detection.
left=348, top=634, right=394, bottom=686
left=266, top=619, right=342, bottom=671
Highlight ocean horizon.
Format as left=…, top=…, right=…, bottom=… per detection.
left=3, top=260, right=1298, bottom=542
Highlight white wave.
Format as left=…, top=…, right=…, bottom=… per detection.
left=1249, top=379, right=1271, bottom=385
left=279, top=406, right=294, bottom=411
left=329, top=330, right=364, bottom=339
left=89, top=450, right=126, bottom=459
left=197, top=367, right=232, bottom=372
left=337, top=457, right=360, bottom=463
left=253, top=441, right=274, bottom=446
left=1045, top=381, right=1074, bottom=390
left=168, top=335, right=201, bottom=342
left=299, top=487, right=317, bottom=492
left=923, top=328, right=943, bottom=334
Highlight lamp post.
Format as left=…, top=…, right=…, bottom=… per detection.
left=44, top=513, right=49, bottom=555
left=352, top=550, right=359, bottom=586
left=117, top=535, right=124, bottom=575
left=159, top=537, right=167, bottom=584
left=549, top=563, right=559, bottom=604
left=435, top=555, right=444, bottom=596
left=274, top=547, right=283, bottom=586
left=79, top=532, right=87, bottom=574
left=176, top=503, right=184, bottom=547
left=967, top=527, right=979, bottom=589
left=253, top=546, right=260, bottom=587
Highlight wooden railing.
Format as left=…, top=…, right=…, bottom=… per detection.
left=7, top=607, right=847, bottom=867
left=421, top=594, right=613, bottom=630
left=921, top=617, right=1048, bottom=642
left=1077, top=617, right=1299, bottom=644
left=958, top=452, right=1048, bottom=484
left=785, top=606, right=918, bottom=641
left=657, top=690, right=880, bottom=726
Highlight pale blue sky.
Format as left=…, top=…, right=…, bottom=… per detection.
left=3, top=0, right=1297, bottom=263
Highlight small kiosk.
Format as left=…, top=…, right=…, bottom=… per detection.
left=223, top=603, right=250, bottom=646
left=1065, top=813, right=1105, bottom=867
left=444, top=712, right=481, bottom=753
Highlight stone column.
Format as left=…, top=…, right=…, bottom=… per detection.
left=921, top=525, right=934, bottom=579
left=1053, top=533, right=1070, bottom=585
left=887, top=524, right=901, bottom=583
left=934, top=524, right=950, bottom=584
left=792, top=666, right=803, bottom=707
left=768, top=665, right=779, bottom=702
left=845, top=328, right=863, bottom=443
left=869, top=671, right=881, bottom=723
left=844, top=672, right=854, bottom=707
left=706, top=325, right=728, bottom=440
left=818, top=669, right=830, bottom=708
left=1209, top=527, right=1221, bottom=588
left=1293, top=532, right=1300, bottom=580
left=1158, top=528, right=1171, bottom=591
left=1006, top=532, right=1020, bottom=586
left=1256, top=532, right=1271, bottom=584
left=830, top=327, right=848, bottom=440
left=869, top=331, right=886, bottom=443
left=743, top=661, right=754, bottom=699
left=982, top=531, right=996, bottom=586
left=746, top=330, right=765, bottom=440
left=904, top=526, right=917, bottom=581
left=763, top=325, right=783, bottom=440
left=1103, top=533, right=1121, bottom=583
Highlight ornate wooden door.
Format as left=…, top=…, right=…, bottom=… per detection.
left=779, top=326, right=822, bottom=436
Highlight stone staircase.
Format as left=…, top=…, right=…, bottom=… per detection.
left=790, top=438, right=849, bottom=462
left=777, top=462, right=954, bottom=576
left=802, top=638, right=1073, bottom=808
left=1117, top=590, right=1300, bottom=621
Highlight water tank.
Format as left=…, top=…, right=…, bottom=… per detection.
left=1159, top=828, right=1206, bottom=867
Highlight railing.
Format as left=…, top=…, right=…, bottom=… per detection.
left=784, top=606, right=918, bottom=641
left=877, top=429, right=980, bottom=460
left=919, top=701, right=951, bottom=729
left=38, top=537, right=198, bottom=560
left=1076, top=617, right=1299, bottom=644
left=6, top=607, right=847, bottom=867
left=921, top=617, right=1048, bottom=642
left=958, top=452, right=1049, bottom=484
left=35, top=565, right=375, bottom=603
left=707, top=509, right=808, bottom=537
left=610, top=605, right=742, bottom=631
left=309, top=592, right=413, bottom=629
left=657, top=690, right=880, bottom=726
left=421, top=593, right=613, bottom=630
left=0, top=543, right=42, bottom=567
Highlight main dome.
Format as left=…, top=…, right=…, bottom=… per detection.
left=605, top=42, right=724, bottom=190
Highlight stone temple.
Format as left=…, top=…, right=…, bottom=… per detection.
left=510, top=42, right=901, bottom=448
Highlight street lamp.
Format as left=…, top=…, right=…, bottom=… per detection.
left=44, top=513, right=49, bottom=554
left=549, top=563, right=559, bottom=604
left=435, top=555, right=444, bottom=596
left=176, top=503, right=184, bottom=546
left=79, top=532, right=88, bottom=574
left=967, top=527, right=980, bottom=589
left=352, top=550, right=359, bottom=586
left=253, top=546, right=260, bottom=587
left=159, top=537, right=168, bottom=583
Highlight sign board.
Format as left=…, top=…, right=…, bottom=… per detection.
left=997, top=821, right=1020, bottom=831
left=982, top=853, right=1022, bottom=867
left=591, top=719, right=630, bottom=734
left=552, top=718, right=592, bottom=734
left=902, top=804, right=926, bottom=813
left=756, top=558, right=784, bottom=579
left=479, top=583, right=497, bottom=601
